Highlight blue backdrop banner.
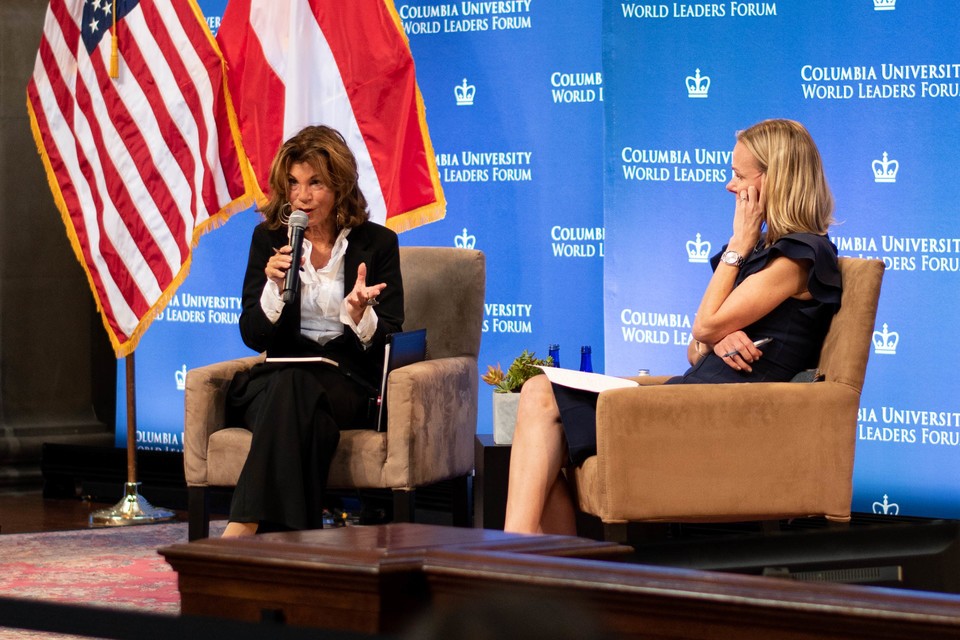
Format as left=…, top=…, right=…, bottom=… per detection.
left=602, top=0, right=960, bottom=520
left=118, top=0, right=605, bottom=454
left=118, top=0, right=960, bottom=521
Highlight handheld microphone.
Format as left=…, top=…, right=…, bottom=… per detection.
left=281, top=210, right=309, bottom=304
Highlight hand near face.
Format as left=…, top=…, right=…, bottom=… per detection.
left=732, top=182, right=764, bottom=250
left=726, top=142, right=765, bottom=252
left=346, top=262, right=387, bottom=324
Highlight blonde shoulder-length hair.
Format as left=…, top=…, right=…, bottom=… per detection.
left=259, top=125, right=370, bottom=231
left=737, top=119, right=834, bottom=246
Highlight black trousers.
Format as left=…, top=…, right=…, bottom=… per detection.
left=227, top=363, right=372, bottom=531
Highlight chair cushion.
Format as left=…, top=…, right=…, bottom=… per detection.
left=328, top=429, right=389, bottom=488
left=207, top=428, right=253, bottom=487
left=206, top=427, right=391, bottom=489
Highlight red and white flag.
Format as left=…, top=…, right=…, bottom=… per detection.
left=217, top=0, right=445, bottom=232
left=26, top=0, right=255, bottom=357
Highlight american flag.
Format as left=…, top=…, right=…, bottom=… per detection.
left=26, top=0, right=255, bottom=357
left=217, top=0, right=445, bottom=233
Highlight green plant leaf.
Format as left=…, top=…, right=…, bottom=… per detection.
left=484, top=350, right=554, bottom=392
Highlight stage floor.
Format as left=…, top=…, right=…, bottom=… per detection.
left=4, top=487, right=960, bottom=595
left=0, top=488, right=189, bottom=535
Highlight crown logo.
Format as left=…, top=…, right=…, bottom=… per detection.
left=454, top=228, right=476, bottom=249
left=686, top=233, right=711, bottom=263
left=873, top=0, right=896, bottom=10
left=685, top=69, right=710, bottom=98
left=455, top=78, right=476, bottom=106
left=872, top=494, right=899, bottom=515
left=872, top=151, right=899, bottom=183
left=175, top=364, right=187, bottom=391
left=872, top=323, right=899, bottom=355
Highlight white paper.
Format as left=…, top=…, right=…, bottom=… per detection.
left=536, top=366, right=639, bottom=393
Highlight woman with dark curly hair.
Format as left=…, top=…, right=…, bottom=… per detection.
left=221, top=125, right=403, bottom=537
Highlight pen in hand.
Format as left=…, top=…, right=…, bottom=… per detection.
left=722, top=337, right=772, bottom=358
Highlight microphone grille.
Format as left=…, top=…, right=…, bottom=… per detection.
left=288, top=210, right=309, bottom=229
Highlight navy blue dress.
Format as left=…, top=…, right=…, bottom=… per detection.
left=667, top=232, right=841, bottom=384
left=557, top=232, right=842, bottom=466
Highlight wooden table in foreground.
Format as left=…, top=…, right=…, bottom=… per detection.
left=160, top=523, right=960, bottom=639
left=158, top=522, right=630, bottom=635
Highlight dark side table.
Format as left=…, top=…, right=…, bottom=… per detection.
left=473, top=434, right=511, bottom=530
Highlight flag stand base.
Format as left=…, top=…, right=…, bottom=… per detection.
left=90, top=482, right=176, bottom=526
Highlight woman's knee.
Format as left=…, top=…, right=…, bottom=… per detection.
left=512, top=376, right=562, bottom=446
left=518, top=374, right=559, bottom=416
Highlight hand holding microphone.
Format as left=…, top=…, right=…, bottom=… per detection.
left=281, top=210, right=309, bottom=304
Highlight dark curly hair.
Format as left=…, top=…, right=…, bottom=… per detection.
left=260, top=125, right=370, bottom=230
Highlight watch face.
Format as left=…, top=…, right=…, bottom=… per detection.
left=722, top=250, right=741, bottom=265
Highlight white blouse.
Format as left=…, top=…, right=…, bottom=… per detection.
left=259, top=228, right=377, bottom=346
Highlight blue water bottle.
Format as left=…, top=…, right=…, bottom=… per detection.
left=548, top=344, right=560, bottom=368
left=579, top=345, right=593, bottom=372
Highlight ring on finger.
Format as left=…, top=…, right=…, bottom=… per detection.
left=365, top=298, right=379, bottom=307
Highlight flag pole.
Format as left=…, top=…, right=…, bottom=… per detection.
left=90, top=351, right=175, bottom=526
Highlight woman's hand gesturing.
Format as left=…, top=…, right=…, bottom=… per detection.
left=345, top=262, right=386, bottom=324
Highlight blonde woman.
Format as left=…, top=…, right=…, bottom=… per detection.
left=505, top=119, right=841, bottom=535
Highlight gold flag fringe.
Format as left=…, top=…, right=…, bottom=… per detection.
left=27, top=0, right=262, bottom=359
left=28, top=0, right=439, bottom=360
left=115, top=191, right=256, bottom=358
left=383, top=0, right=447, bottom=234
left=29, top=90, right=256, bottom=358
left=27, top=95, right=124, bottom=356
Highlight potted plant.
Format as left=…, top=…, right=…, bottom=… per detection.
left=481, top=350, right=554, bottom=444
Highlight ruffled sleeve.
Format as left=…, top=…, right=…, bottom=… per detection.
left=767, top=233, right=842, bottom=305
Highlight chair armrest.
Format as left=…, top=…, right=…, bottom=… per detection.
left=382, top=356, right=478, bottom=487
left=625, top=375, right=672, bottom=386
left=592, top=381, right=861, bottom=522
left=183, top=354, right=264, bottom=485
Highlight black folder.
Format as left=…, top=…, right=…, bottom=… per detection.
left=376, top=329, right=427, bottom=432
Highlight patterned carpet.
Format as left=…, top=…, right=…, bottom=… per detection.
left=0, top=521, right=224, bottom=639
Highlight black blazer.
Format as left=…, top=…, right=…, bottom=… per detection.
left=237, top=220, right=404, bottom=391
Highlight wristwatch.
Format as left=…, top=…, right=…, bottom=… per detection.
left=720, top=250, right=744, bottom=268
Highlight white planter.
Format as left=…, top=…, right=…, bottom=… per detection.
left=492, top=392, right=521, bottom=445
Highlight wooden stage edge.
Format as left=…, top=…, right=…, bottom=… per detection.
left=160, top=523, right=960, bottom=639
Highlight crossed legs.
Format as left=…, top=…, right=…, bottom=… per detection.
left=503, top=374, right=577, bottom=535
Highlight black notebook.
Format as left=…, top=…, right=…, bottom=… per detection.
left=376, top=329, right=428, bottom=432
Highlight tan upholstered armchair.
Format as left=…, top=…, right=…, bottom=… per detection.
left=183, top=247, right=486, bottom=540
left=571, top=257, right=884, bottom=541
